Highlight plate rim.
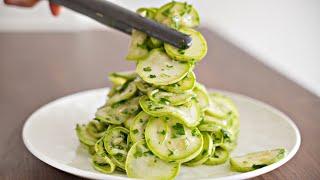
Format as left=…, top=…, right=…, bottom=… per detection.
left=22, top=88, right=301, bottom=180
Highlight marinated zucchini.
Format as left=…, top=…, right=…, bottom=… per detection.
left=145, top=116, right=203, bottom=163
left=75, top=2, right=242, bottom=179
left=230, top=148, right=287, bottom=172
left=136, top=49, right=191, bottom=85
left=164, top=28, right=207, bottom=62
left=126, top=141, right=180, bottom=179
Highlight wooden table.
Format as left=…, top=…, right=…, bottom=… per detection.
left=0, top=29, right=319, bottom=179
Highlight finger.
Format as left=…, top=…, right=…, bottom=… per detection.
left=4, top=0, right=39, bottom=7
left=49, top=2, right=61, bottom=16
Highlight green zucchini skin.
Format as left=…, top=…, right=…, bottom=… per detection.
left=159, top=71, right=196, bottom=93
left=125, top=141, right=180, bottom=180
left=184, top=132, right=214, bottom=166
left=205, top=145, right=229, bottom=166
left=230, top=148, right=287, bottom=172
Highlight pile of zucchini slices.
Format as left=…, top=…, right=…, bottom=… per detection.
left=76, top=2, right=240, bottom=179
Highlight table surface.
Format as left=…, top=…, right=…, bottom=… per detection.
left=0, top=29, right=319, bottom=180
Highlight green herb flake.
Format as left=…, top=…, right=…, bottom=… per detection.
left=159, top=130, right=166, bottom=135
left=172, top=123, right=185, bottom=136
left=132, top=129, right=139, bottom=134
left=252, top=164, right=267, bottom=169
left=143, top=67, right=152, bottom=72
left=166, top=64, right=173, bottom=68
left=168, top=150, right=174, bottom=156
left=149, top=74, right=156, bottom=78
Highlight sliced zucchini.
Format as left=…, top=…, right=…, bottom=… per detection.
left=205, top=145, right=229, bottom=165
left=145, top=116, right=203, bottom=163
left=184, top=132, right=213, bottom=166
left=155, top=1, right=200, bottom=28
left=123, top=116, right=136, bottom=130
left=103, top=127, right=129, bottom=169
left=159, top=71, right=196, bottom=93
left=164, top=28, right=207, bottom=62
left=193, top=83, right=210, bottom=109
left=79, top=142, right=95, bottom=155
left=206, top=93, right=239, bottom=118
left=126, top=141, right=180, bottom=179
left=76, top=124, right=98, bottom=146
left=150, top=37, right=163, bottom=48
left=148, top=89, right=194, bottom=106
left=92, top=153, right=116, bottom=174
left=137, top=7, right=157, bottom=19
left=126, top=29, right=149, bottom=61
left=140, top=96, right=202, bottom=127
left=86, top=120, right=108, bottom=139
left=135, top=78, right=155, bottom=93
left=203, top=113, right=233, bottom=129
left=108, top=71, right=137, bottom=86
left=95, top=96, right=140, bottom=125
left=106, top=81, right=137, bottom=105
left=230, top=148, right=287, bottom=172
left=130, top=111, right=150, bottom=143
left=94, top=137, right=106, bottom=155
left=136, top=49, right=191, bottom=86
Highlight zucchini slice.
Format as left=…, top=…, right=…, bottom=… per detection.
left=140, top=96, right=202, bottom=127
left=164, top=28, right=207, bottom=62
left=136, top=49, right=191, bottom=86
left=145, top=116, right=203, bottom=163
left=135, top=78, right=155, bottom=93
left=123, top=116, right=135, bottom=130
left=193, top=83, right=210, bottom=109
left=205, top=145, right=229, bottom=165
left=126, top=30, right=149, bottom=61
left=184, top=132, right=214, bottom=166
left=92, top=153, right=116, bottom=174
left=95, top=96, right=140, bottom=125
left=76, top=124, right=98, bottom=146
left=148, top=89, right=194, bottom=106
left=103, top=127, right=129, bottom=169
left=106, top=81, right=137, bottom=105
left=203, top=113, right=233, bottom=129
left=137, top=7, right=157, bottom=19
left=126, top=141, right=180, bottom=180
left=86, top=120, right=108, bottom=139
left=206, top=93, right=239, bottom=118
left=230, top=148, right=287, bottom=172
left=130, top=111, right=150, bottom=143
left=155, top=1, right=200, bottom=28
left=159, top=71, right=196, bottom=93
left=108, top=71, right=137, bottom=86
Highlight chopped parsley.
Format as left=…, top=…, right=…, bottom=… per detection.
left=172, top=123, right=185, bottom=136
left=159, top=130, right=166, bottom=135
left=252, top=164, right=267, bottom=169
left=143, top=67, right=152, bottom=72
left=149, top=74, right=156, bottom=78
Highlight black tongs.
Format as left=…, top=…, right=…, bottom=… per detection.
left=50, top=0, right=192, bottom=49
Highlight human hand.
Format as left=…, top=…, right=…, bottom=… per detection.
left=4, top=0, right=61, bottom=16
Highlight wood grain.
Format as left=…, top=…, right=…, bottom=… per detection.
left=0, top=29, right=319, bottom=179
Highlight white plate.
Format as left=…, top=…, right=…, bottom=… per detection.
left=22, top=88, right=300, bottom=180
